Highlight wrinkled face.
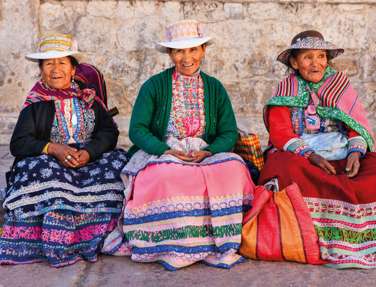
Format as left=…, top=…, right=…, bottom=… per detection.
left=41, top=57, right=75, bottom=89
left=169, top=45, right=206, bottom=76
left=290, top=49, right=328, bottom=83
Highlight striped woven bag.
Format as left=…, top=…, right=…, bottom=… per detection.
left=234, top=131, right=264, bottom=171
left=240, top=182, right=325, bottom=264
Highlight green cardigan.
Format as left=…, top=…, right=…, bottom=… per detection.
left=128, top=67, right=238, bottom=157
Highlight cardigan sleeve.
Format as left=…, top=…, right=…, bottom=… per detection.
left=10, top=105, right=49, bottom=158
left=82, top=102, right=119, bottom=161
left=204, top=81, right=238, bottom=154
left=128, top=80, right=170, bottom=156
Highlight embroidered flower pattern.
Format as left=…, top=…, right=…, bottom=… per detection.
left=111, top=160, right=123, bottom=170
left=105, top=171, right=115, bottom=180
left=89, top=167, right=101, bottom=176
left=40, top=168, right=53, bottom=179
left=51, top=98, right=95, bottom=144
left=167, top=70, right=205, bottom=139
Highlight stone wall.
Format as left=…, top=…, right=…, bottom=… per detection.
left=1, top=0, right=376, bottom=147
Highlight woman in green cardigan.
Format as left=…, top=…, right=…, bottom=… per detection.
left=103, top=20, right=255, bottom=270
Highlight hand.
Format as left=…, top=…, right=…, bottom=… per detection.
left=345, top=152, right=361, bottom=178
left=190, top=150, right=212, bottom=163
left=164, top=149, right=194, bottom=162
left=48, top=143, right=80, bottom=168
left=74, top=149, right=91, bottom=168
left=308, top=152, right=336, bottom=175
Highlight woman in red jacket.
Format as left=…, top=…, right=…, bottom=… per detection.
left=259, top=30, right=376, bottom=268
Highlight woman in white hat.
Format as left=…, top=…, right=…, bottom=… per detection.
left=103, top=20, right=255, bottom=270
left=258, top=30, right=376, bottom=268
left=0, top=33, right=128, bottom=267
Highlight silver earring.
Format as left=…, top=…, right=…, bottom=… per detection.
left=71, top=76, right=77, bottom=89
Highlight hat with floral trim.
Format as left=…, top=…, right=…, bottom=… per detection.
left=277, top=30, right=344, bottom=67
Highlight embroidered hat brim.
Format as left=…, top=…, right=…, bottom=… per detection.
left=26, top=33, right=81, bottom=61
left=157, top=37, right=212, bottom=53
left=277, top=38, right=344, bottom=67
left=26, top=50, right=81, bottom=61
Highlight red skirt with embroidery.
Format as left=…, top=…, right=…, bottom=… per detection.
left=258, top=151, right=376, bottom=268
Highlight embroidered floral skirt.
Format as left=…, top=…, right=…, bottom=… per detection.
left=103, top=152, right=254, bottom=271
left=0, top=149, right=128, bottom=267
left=259, top=151, right=376, bottom=269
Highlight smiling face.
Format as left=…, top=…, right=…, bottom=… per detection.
left=289, top=49, right=328, bottom=83
left=169, top=45, right=206, bottom=76
left=41, top=57, right=76, bottom=89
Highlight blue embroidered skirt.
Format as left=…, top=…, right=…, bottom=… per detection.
left=0, top=149, right=127, bottom=267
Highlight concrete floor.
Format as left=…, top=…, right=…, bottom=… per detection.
left=0, top=145, right=375, bottom=287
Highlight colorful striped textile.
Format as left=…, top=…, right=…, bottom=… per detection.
left=318, top=71, right=349, bottom=107
left=240, top=184, right=324, bottom=264
left=0, top=211, right=117, bottom=266
left=273, top=74, right=298, bottom=98
left=105, top=152, right=254, bottom=270
left=259, top=151, right=376, bottom=269
left=23, top=80, right=106, bottom=111
left=306, top=198, right=376, bottom=269
left=234, top=133, right=264, bottom=171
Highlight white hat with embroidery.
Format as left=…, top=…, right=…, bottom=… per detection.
left=26, top=33, right=81, bottom=61
left=157, top=19, right=212, bottom=53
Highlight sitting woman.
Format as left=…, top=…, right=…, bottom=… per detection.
left=103, top=20, right=254, bottom=270
left=0, top=33, right=128, bottom=267
left=259, top=30, right=376, bottom=268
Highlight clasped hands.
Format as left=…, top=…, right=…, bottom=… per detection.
left=164, top=149, right=212, bottom=163
left=308, top=151, right=361, bottom=178
left=48, top=143, right=90, bottom=168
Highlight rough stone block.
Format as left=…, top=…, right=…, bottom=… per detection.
left=224, top=3, right=244, bottom=19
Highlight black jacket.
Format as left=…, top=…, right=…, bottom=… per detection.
left=10, top=100, right=119, bottom=163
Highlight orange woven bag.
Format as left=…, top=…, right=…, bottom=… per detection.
left=234, top=131, right=264, bottom=171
